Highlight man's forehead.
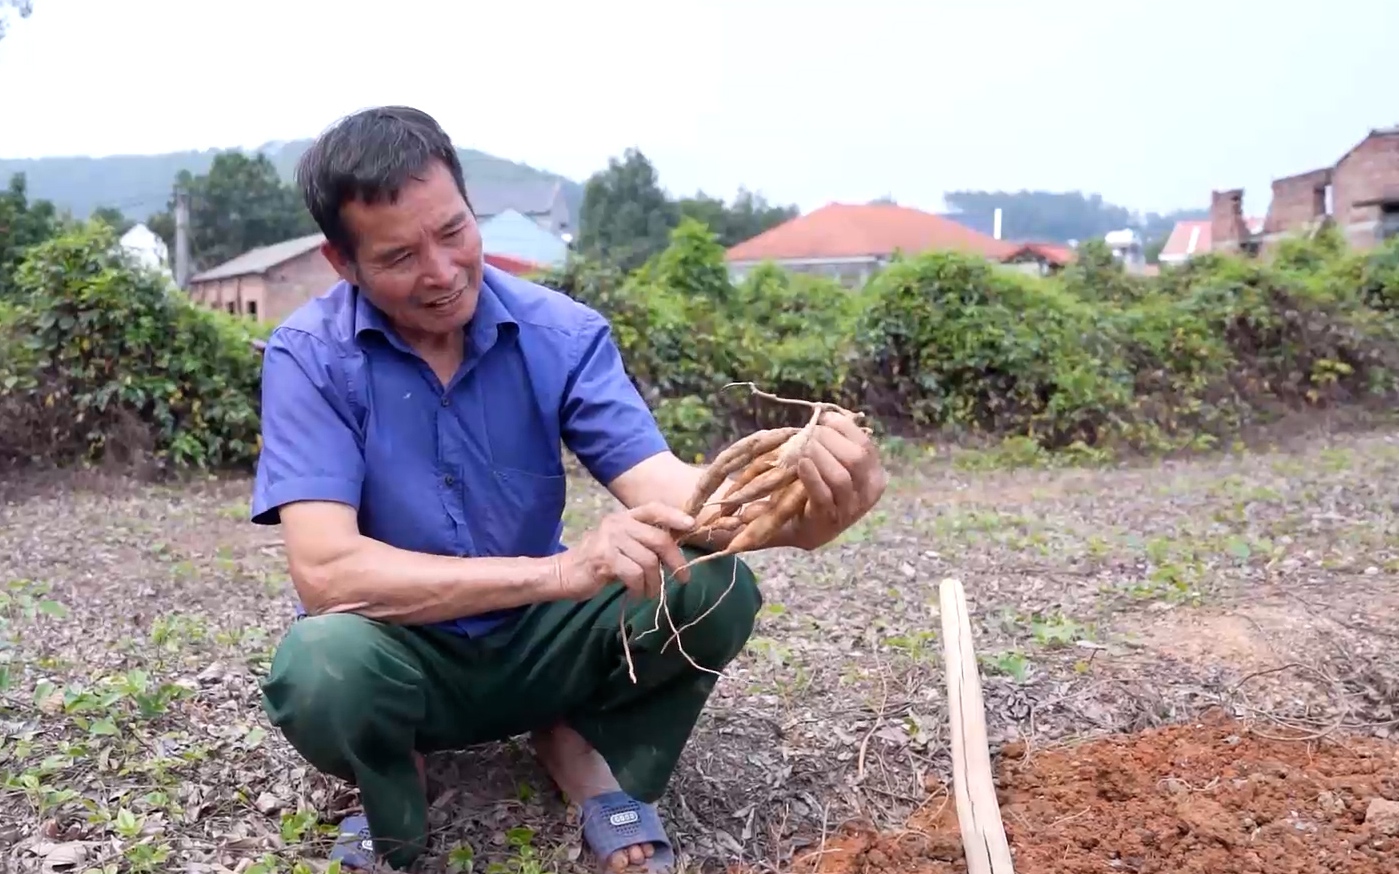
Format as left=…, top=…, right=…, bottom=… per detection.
left=346, top=187, right=467, bottom=248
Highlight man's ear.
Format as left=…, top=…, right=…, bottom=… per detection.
left=320, top=240, right=358, bottom=285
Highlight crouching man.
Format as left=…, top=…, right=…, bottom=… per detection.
left=250, top=105, right=887, bottom=872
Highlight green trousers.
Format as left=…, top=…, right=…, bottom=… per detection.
left=260, top=547, right=760, bottom=869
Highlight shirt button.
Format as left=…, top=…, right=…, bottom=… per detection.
left=444, top=474, right=455, bottom=486
left=441, top=396, right=450, bottom=407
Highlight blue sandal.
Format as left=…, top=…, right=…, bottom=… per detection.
left=328, top=814, right=378, bottom=870
left=579, top=790, right=677, bottom=872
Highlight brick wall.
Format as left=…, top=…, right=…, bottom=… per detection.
left=1332, top=130, right=1399, bottom=249
left=1263, top=168, right=1332, bottom=236
left=1209, top=189, right=1249, bottom=252
left=263, top=249, right=341, bottom=324
left=188, top=275, right=267, bottom=319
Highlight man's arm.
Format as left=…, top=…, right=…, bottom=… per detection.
left=278, top=501, right=560, bottom=624
left=254, top=331, right=559, bottom=624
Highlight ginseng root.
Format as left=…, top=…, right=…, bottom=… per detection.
left=625, top=384, right=869, bottom=681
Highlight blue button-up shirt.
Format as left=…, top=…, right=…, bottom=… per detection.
left=250, top=265, right=671, bottom=636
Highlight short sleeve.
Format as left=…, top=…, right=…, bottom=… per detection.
left=250, top=329, right=366, bottom=525
left=560, top=312, right=670, bottom=484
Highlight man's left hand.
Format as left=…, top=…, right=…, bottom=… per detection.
left=784, top=410, right=888, bottom=551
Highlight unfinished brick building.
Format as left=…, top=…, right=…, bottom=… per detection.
left=1211, top=126, right=1399, bottom=254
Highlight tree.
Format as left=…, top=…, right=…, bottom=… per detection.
left=147, top=151, right=317, bottom=272
left=942, top=189, right=1206, bottom=246
left=0, top=172, right=60, bottom=299
left=577, top=148, right=678, bottom=273
left=676, top=188, right=798, bottom=248
left=91, top=205, right=135, bottom=237
left=0, top=0, right=34, bottom=42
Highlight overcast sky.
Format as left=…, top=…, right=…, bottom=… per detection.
left=1, top=0, right=1395, bottom=217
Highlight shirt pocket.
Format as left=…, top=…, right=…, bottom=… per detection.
left=483, top=466, right=568, bottom=557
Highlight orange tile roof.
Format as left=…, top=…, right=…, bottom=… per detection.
left=1000, top=241, right=1076, bottom=266
left=1160, top=216, right=1264, bottom=259
left=725, top=202, right=1014, bottom=263
left=484, top=252, right=543, bottom=276
left=1160, top=220, right=1212, bottom=259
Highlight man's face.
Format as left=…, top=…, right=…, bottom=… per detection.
left=324, top=159, right=484, bottom=339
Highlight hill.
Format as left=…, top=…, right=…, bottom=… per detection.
left=0, top=139, right=586, bottom=227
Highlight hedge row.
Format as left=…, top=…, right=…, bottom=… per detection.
left=538, top=219, right=1399, bottom=458
left=2, top=217, right=1398, bottom=470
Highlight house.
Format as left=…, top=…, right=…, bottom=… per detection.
left=118, top=223, right=173, bottom=280
left=1158, top=219, right=1211, bottom=266
left=1211, top=126, right=1399, bottom=255
left=468, top=179, right=574, bottom=239
left=724, top=201, right=1015, bottom=287
left=998, top=242, right=1076, bottom=277
left=187, top=233, right=334, bottom=323
left=1105, top=229, right=1149, bottom=274
left=191, top=232, right=546, bottom=324
left=1158, top=216, right=1266, bottom=266
left=478, top=208, right=569, bottom=269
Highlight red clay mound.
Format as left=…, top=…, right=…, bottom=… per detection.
left=796, top=716, right=1399, bottom=874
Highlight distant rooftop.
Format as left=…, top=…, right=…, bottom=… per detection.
left=726, top=202, right=1012, bottom=263
left=190, top=232, right=324, bottom=283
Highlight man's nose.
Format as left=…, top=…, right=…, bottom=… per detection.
left=422, top=245, right=456, bottom=287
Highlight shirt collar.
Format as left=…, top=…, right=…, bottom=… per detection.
left=352, top=268, right=519, bottom=355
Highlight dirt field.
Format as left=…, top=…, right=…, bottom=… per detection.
left=2, top=425, right=1397, bottom=873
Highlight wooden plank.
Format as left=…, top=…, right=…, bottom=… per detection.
left=939, top=576, right=1016, bottom=874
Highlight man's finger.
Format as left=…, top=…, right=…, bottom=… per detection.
left=805, top=439, right=857, bottom=516
left=821, top=410, right=873, bottom=445
left=617, top=535, right=665, bottom=599
left=625, top=517, right=691, bottom=584
left=612, top=551, right=649, bottom=599
left=796, top=456, right=838, bottom=522
left=813, top=422, right=867, bottom=471
left=629, top=502, right=696, bottom=533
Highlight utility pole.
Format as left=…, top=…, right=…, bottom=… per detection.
left=173, top=186, right=191, bottom=290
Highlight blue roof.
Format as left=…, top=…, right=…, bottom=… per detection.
left=478, top=209, right=569, bottom=268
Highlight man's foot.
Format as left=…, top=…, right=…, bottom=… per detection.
left=578, top=790, right=675, bottom=873
left=532, top=725, right=672, bottom=871
left=329, top=814, right=378, bottom=870
left=328, top=753, right=429, bottom=870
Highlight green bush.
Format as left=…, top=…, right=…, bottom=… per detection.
left=553, top=221, right=1399, bottom=458
left=3, top=210, right=1397, bottom=473
left=0, top=221, right=264, bottom=471
left=854, top=251, right=1129, bottom=446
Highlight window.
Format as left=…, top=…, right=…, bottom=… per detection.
left=1380, top=203, right=1399, bottom=241
left=247, top=300, right=259, bottom=319
left=226, top=302, right=236, bottom=314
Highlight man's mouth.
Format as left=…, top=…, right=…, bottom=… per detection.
left=424, top=288, right=464, bottom=310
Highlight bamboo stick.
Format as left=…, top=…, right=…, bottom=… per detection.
left=939, top=577, right=1016, bottom=874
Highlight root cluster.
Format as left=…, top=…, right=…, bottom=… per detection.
left=624, top=384, right=868, bottom=682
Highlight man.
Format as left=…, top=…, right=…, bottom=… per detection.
left=251, top=105, right=887, bottom=872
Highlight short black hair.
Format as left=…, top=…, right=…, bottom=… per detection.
left=295, top=105, right=471, bottom=259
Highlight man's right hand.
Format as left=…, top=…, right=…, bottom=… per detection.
left=554, top=503, right=696, bottom=602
